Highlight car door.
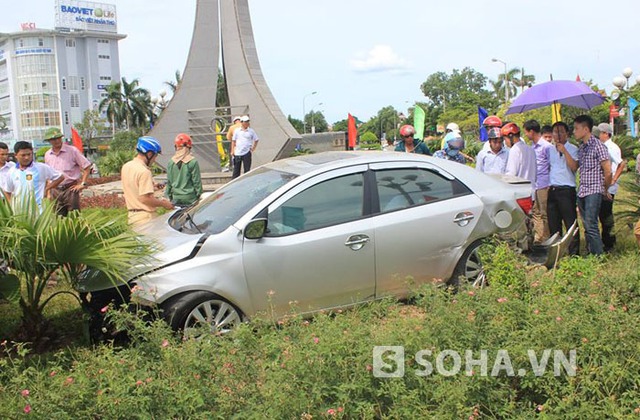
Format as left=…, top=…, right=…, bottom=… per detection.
left=242, top=165, right=376, bottom=317
left=368, top=161, right=484, bottom=298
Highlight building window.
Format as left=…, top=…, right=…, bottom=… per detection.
left=98, top=39, right=110, bottom=44
left=61, top=78, right=66, bottom=90
left=80, top=77, right=85, bottom=90
left=70, top=93, right=80, bottom=108
left=38, top=38, right=44, bottom=47
left=65, top=39, right=75, bottom=48
left=98, top=54, right=110, bottom=60
left=19, top=39, right=24, bottom=47
left=64, top=111, right=69, bottom=125
left=99, top=76, right=112, bottom=81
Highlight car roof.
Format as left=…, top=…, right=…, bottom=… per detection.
left=263, top=151, right=441, bottom=176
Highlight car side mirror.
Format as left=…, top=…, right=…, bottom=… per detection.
left=244, top=218, right=268, bottom=240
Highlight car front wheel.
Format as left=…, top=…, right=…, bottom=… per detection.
left=161, top=291, right=243, bottom=337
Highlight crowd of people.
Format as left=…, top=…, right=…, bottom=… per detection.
left=392, top=114, right=639, bottom=253
left=1, top=110, right=638, bottom=251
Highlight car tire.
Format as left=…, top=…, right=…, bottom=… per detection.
left=161, top=291, right=243, bottom=337
left=449, top=239, right=488, bottom=288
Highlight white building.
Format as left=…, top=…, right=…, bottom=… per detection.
left=0, top=1, right=124, bottom=150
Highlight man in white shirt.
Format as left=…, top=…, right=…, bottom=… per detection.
left=502, top=122, right=537, bottom=191
left=4, top=141, right=64, bottom=209
left=231, top=115, right=259, bottom=179
left=596, top=122, right=625, bottom=252
left=547, top=122, right=580, bottom=255
left=476, top=128, right=509, bottom=174
left=0, top=142, right=14, bottom=200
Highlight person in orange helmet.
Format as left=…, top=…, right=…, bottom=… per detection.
left=165, top=133, right=203, bottom=207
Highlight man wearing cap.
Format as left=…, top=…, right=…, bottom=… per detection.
left=225, top=116, right=241, bottom=171
left=597, top=122, right=626, bottom=251
left=475, top=128, right=509, bottom=174
left=441, top=122, right=460, bottom=149
left=231, top=115, right=259, bottom=179
left=43, top=127, right=92, bottom=216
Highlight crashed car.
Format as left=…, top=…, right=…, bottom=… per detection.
left=81, top=151, right=534, bottom=336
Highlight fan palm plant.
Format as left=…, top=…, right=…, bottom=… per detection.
left=0, top=196, right=153, bottom=344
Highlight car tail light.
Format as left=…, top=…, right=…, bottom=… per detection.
left=516, top=197, right=533, bottom=215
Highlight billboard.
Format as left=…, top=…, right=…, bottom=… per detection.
left=55, top=0, right=117, bottom=33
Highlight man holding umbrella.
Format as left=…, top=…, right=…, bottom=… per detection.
left=573, top=115, right=611, bottom=256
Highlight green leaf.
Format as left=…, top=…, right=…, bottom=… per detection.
left=0, top=273, right=20, bottom=303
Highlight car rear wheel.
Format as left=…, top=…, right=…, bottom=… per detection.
left=450, top=240, right=488, bottom=288
left=161, top=291, right=243, bottom=338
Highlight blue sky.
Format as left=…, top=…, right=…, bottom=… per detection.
left=4, top=0, right=640, bottom=124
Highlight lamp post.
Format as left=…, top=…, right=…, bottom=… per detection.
left=492, top=58, right=508, bottom=103
left=623, top=67, right=633, bottom=89
left=310, top=102, right=323, bottom=134
left=614, top=69, right=634, bottom=135
left=302, top=91, right=317, bottom=134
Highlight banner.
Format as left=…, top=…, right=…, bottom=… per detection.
left=478, top=106, right=488, bottom=141
left=629, top=97, right=639, bottom=138
left=71, top=127, right=84, bottom=151
left=413, top=105, right=425, bottom=140
left=347, top=114, right=356, bottom=150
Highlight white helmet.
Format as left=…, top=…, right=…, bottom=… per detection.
left=446, top=122, right=460, bottom=132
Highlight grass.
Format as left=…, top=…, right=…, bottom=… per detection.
left=0, top=172, right=638, bottom=417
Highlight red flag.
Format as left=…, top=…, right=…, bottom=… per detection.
left=575, top=74, right=581, bottom=82
left=71, top=127, right=84, bottom=151
left=347, top=113, right=356, bottom=150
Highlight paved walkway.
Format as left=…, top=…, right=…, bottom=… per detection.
left=84, top=172, right=232, bottom=197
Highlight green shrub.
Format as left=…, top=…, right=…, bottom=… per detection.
left=97, top=150, right=134, bottom=176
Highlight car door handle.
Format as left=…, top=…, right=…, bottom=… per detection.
left=345, top=234, right=370, bottom=251
left=453, top=212, right=474, bottom=226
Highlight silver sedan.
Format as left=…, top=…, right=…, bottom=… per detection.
left=86, top=152, right=532, bottom=335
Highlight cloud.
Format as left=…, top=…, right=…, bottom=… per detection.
left=349, top=45, right=411, bottom=74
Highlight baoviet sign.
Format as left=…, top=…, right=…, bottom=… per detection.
left=55, top=0, right=117, bottom=33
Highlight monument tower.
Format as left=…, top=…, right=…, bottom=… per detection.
left=150, top=0, right=300, bottom=172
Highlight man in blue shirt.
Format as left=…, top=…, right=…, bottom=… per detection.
left=476, top=128, right=509, bottom=174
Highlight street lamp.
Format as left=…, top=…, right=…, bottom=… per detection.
left=310, top=102, right=323, bottom=134
left=302, top=91, right=317, bottom=134
left=492, top=58, right=508, bottom=103
left=622, top=67, right=633, bottom=89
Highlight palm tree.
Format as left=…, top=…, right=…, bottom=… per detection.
left=120, top=77, right=151, bottom=130
left=99, top=81, right=124, bottom=135
left=510, top=68, right=536, bottom=94
left=0, top=197, right=152, bottom=345
left=164, top=69, right=182, bottom=95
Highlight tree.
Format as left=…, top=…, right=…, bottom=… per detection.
left=0, top=197, right=151, bottom=347
left=99, top=78, right=152, bottom=133
left=164, top=69, right=181, bottom=95
left=99, top=82, right=124, bottom=135
left=332, top=119, right=348, bottom=132
left=419, top=68, right=498, bottom=133
left=216, top=69, right=229, bottom=109
left=121, top=77, right=152, bottom=130
left=288, top=115, right=303, bottom=133
left=304, top=111, right=328, bottom=133
left=74, top=110, right=107, bottom=151
left=360, top=106, right=400, bottom=140
left=359, top=131, right=381, bottom=150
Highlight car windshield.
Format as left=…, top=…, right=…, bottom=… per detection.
left=176, top=167, right=298, bottom=234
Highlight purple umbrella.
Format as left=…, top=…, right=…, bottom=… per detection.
left=506, top=80, right=605, bottom=115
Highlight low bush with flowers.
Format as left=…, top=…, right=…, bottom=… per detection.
left=1, top=246, right=640, bottom=417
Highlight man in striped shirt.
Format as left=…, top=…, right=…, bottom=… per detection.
left=574, top=115, right=611, bottom=256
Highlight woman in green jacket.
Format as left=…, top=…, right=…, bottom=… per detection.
left=165, top=133, right=203, bottom=206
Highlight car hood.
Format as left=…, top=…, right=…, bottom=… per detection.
left=77, top=211, right=204, bottom=293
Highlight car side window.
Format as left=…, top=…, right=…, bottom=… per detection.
left=376, top=168, right=470, bottom=213
left=266, top=173, right=364, bottom=236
